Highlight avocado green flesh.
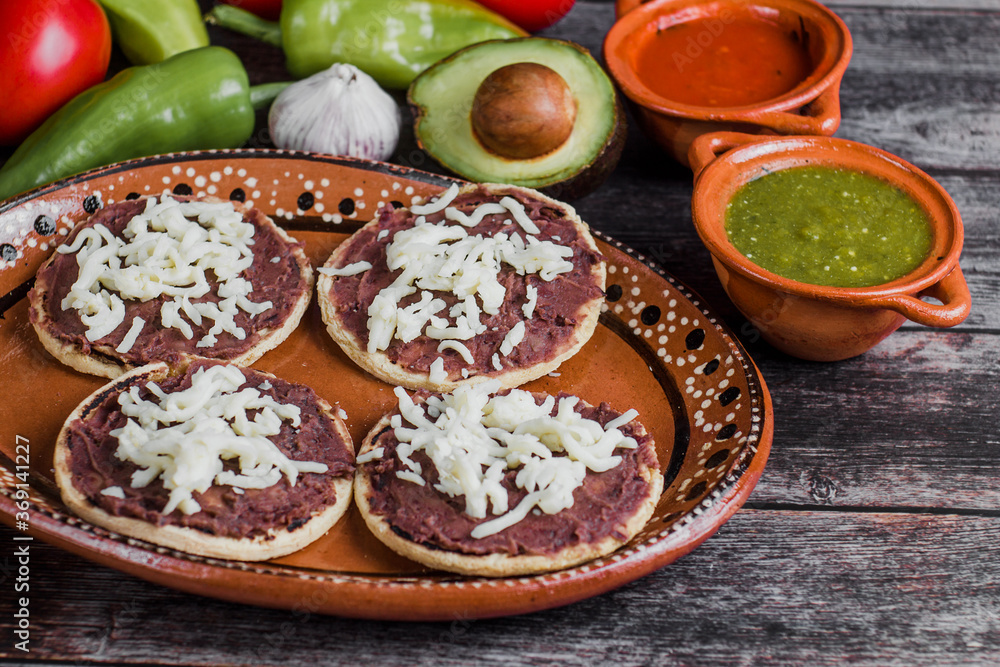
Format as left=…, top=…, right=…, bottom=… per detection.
left=410, top=40, right=618, bottom=189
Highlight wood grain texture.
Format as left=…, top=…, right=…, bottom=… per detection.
left=2, top=0, right=999, bottom=664
left=748, top=331, right=1000, bottom=509
left=2, top=511, right=999, bottom=666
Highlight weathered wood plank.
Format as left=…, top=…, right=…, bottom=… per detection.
left=747, top=330, right=1000, bottom=509
left=839, top=73, right=1000, bottom=171
left=2, top=511, right=998, bottom=666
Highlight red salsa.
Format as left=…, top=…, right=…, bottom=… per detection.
left=635, top=14, right=813, bottom=107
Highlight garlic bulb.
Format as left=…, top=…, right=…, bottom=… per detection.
left=268, top=63, right=401, bottom=161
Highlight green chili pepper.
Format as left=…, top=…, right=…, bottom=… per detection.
left=208, top=0, right=527, bottom=89
left=98, top=0, right=210, bottom=65
left=0, top=47, right=288, bottom=202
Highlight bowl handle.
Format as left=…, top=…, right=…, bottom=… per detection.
left=688, top=132, right=774, bottom=181
left=752, top=81, right=843, bottom=137
left=860, top=266, right=972, bottom=327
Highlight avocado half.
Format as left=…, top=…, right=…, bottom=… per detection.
left=408, top=38, right=626, bottom=201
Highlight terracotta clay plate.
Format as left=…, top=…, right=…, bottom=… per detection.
left=0, top=150, right=773, bottom=621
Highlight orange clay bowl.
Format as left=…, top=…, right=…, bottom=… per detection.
left=688, top=132, right=971, bottom=362
left=604, top=0, right=852, bottom=166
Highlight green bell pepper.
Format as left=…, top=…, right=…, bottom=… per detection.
left=208, top=0, right=527, bottom=89
left=98, top=0, right=210, bottom=65
left=0, top=47, right=288, bottom=202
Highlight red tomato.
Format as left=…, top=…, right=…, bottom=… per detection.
left=218, top=0, right=284, bottom=22
left=474, top=0, right=577, bottom=33
left=0, top=0, right=112, bottom=146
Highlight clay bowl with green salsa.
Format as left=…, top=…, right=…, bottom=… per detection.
left=688, top=132, right=971, bottom=361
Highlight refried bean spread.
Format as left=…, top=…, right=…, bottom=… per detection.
left=362, top=391, right=658, bottom=556
left=64, top=361, right=354, bottom=540
left=30, top=196, right=307, bottom=365
left=325, top=186, right=604, bottom=377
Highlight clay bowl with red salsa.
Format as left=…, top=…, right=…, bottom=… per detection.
left=604, top=0, right=852, bottom=166
left=688, top=132, right=971, bottom=361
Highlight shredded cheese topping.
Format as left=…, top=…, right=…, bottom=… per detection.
left=375, top=381, right=639, bottom=539
left=57, top=195, right=273, bottom=348
left=115, top=316, right=146, bottom=353
left=318, top=261, right=372, bottom=277
left=351, top=188, right=577, bottom=378
left=109, top=364, right=328, bottom=516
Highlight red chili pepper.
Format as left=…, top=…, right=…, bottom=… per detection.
left=217, top=0, right=283, bottom=22
left=0, top=0, right=112, bottom=146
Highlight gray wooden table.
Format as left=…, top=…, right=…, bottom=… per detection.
left=1, top=0, right=998, bottom=664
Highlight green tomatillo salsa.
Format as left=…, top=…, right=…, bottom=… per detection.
left=724, top=166, right=933, bottom=288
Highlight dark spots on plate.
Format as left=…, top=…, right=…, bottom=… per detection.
left=229, top=188, right=246, bottom=202
left=297, top=192, right=315, bottom=211
left=33, top=215, right=56, bottom=236
left=686, top=481, right=707, bottom=501
left=338, top=197, right=355, bottom=216
left=685, top=328, right=706, bottom=350
left=705, top=449, right=729, bottom=469
left=83, top=195, right=102, bottom=214
left=606, top=284, right=623, bottom=302
left=716, top=424, right=737, bottom=441
left=172, top=183, right=193, bottom=196
left=641, top=305, right=661, bottom=325
left=0, top=243, right=17, bottom=262
left=719, top=387, right=741, bottom=406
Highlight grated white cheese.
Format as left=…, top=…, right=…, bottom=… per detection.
left=396, top=470, right=426, bottom=486
left=522, top=283, right=538, bottom=318
left=363, top=195, right=574, bottom=365
left=57, top=195, right=273, bottom=348
left=100, top=486, right=126, bottom=499
left=444, top=202, right=506, bottom=227
left=115, top=316, right=145, bottom=354
left=605, top=409, right=640, bottom=432
left=318, top=261, right=372, bottom=277
left=110, top=364, right=328, bottom=516
left=356, top=446, right=384, bottom=464
left=499, top=196, right=541, bottom=235
left=438, top=339, right=475, bottom=364
left=410, top=183, right=459, bottom=215
left=428, top=357, right=447, bottom=384
left=388, top=382, right=639, bottom=539
left=499, top=322, right=526, bottom=357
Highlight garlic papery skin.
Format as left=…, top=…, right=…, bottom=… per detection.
left=268, top=63, right=401, bottom=161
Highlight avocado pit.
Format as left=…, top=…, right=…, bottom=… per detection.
left=471, top=62, right=577, bottom=160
